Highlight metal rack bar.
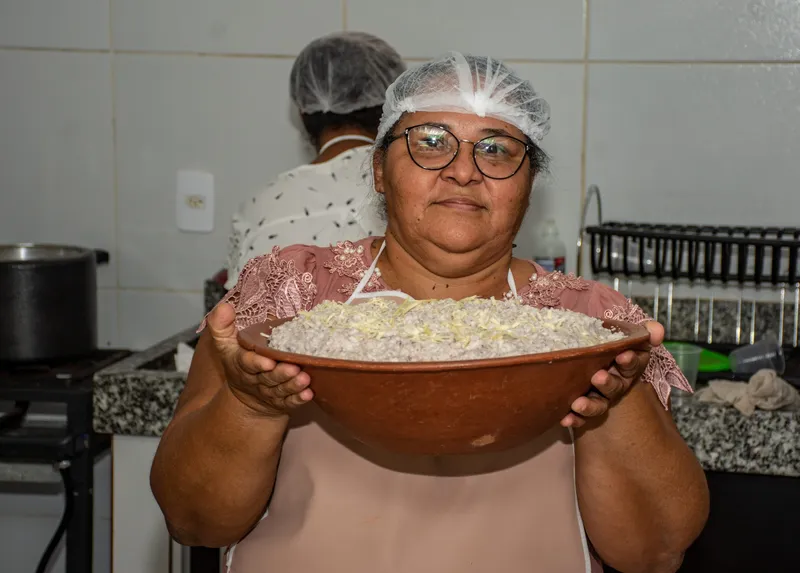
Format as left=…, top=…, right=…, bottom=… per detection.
left=586, top=223, right=800, bottom=286
left=585, top=221, right=800, bottom=347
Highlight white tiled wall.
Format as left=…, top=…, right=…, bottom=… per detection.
left=513, top=63, right=585, bottom=259
left=0, top=50, right=117, bottom=288
left=1, top=0, right=799, bottom=355
left=590, top=0, right=800, bottom=61
left=117, top=290, right=208, bottom=350
left=114, top=54, right=303, bottom=291
left=347, top=0, right=586, bottom=60
left=111, top=0, right=343, bottom=54
left=0, top=0, right=110, bottom=50
left=586, top=63, right=800, bottom=227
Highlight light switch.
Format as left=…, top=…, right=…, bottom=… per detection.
left=176, top=170, right=214, bottom=233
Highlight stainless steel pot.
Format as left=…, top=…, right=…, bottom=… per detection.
left=0, top=244, right=109, bottom=362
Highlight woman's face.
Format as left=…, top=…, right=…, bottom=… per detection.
left=374, top=111, right=534, bottom=265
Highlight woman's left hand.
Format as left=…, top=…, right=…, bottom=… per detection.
left=560, top=321, right=664, bottom=428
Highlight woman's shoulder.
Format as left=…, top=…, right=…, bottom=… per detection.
left=514, top=259, right=591, bottom=307
left=236, top=236, right=376, bottom=295
left=276, top=236, right=376, bottom=266
left=202, top=238, right=378, bottom=332
left=514, top=259, right=638, bottom=317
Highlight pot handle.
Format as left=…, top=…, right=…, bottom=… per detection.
left=95, top=249, right=110, bottom=265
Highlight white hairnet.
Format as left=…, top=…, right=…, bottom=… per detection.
left=290, top=32, right=406, bottom=115
left=377, top=52, right=551, bottom=144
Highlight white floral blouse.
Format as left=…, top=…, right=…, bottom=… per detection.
left=225, top=146, right=385, bottom=290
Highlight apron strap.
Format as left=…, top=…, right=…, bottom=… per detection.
left=347, top=241, right=519, bottom=303
left=507, top=268, right=518, bottom=299
left=345, top=241, right=387, bottom=304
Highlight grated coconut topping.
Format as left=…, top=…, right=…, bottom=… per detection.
left=267, top=297, right=624, bottom=362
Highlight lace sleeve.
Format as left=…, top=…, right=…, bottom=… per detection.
left=596, top=288, right=693, bottom=409
left=199, top=246, right=318, bottom=332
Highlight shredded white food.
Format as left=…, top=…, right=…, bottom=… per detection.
left=268, top=297, right=624, bottom=362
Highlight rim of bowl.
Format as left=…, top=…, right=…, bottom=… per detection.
left=237, top=318, right=651, bottom=373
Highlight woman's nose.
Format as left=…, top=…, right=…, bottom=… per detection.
left=441, top=145, right=482, bottom=186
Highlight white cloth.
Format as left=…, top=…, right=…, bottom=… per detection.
left=695, top=369, right=800, bottom=416
left=174, top=342, right=195, bottom=373
left=225, top=146, right=385, bottom=289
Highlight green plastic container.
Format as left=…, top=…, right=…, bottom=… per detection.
left=663, top=343, right=731, bottom=376
left=698, top=348, right=730, bottom=373
left=663, top=342, right=703, bottom=389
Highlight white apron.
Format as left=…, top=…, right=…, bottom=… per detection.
left=226, top=242, right=594, bottom=572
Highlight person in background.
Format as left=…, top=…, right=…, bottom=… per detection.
left=224, top=32, right=405, bottom=290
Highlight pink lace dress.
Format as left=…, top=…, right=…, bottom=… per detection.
left=201, top=237, right=691, bottom=573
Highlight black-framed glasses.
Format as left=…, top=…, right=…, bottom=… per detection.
left=385, top=124, right=531, bottom=180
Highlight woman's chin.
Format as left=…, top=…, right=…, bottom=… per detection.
left=426, top=232, right=494, bottom=255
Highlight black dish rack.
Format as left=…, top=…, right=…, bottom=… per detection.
left=585, top=223, right=800, bottom=286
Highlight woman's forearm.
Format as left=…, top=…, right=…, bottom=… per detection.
left=574, top=383, right=709, bottom=573
left=150, top=384, right=288, bottom=547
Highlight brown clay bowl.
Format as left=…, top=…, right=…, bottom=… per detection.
left=238, top=318, right=650, bottom=455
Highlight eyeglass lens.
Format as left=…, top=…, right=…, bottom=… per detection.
left=405, top=124, right=528, bottom=179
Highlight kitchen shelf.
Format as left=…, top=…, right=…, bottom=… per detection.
left=585, top=222, right=800, bottom=286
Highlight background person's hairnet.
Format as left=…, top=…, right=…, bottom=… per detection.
left=290, top=32, right=406, bottom=115
left=376, top=52, right=551, bottom=144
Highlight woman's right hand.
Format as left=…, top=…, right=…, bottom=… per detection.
left=205, top=302, right=314, bottom=418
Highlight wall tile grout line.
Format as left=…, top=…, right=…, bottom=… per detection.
left=567, top=58, right=800, bottom=66
left=342, top=0, right=348, bottom=31
left=109, top=0, right=121, bottom=345
left=0, top=45, right=109, bottom=55
left=0, top=45, right=800, bottom=67
left=2, top=45, right=800, bottom=66
left=0, top=45, right=297, bottom=59
left=577, top=0, right=592, bottom=274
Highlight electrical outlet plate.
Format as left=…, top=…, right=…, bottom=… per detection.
left=176, top=170, right=214, bottom=233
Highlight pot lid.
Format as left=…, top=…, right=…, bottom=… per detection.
left=0, top=243, right=93, bottom=263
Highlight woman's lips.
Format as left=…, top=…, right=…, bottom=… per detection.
left=435, top=198, right=484, bottom=211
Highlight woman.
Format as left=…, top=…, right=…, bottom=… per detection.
left=224, top=31, right=405, bottom=289
left=152, top=53, right=709, bottom=573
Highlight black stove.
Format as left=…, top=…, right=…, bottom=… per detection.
left=0, top=348, right=130, bottom=573
left=0, top=349, right=129, bottom=396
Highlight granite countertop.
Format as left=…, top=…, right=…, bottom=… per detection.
left=670, top=395, right=798, bottom=476
left=93, top=327, right=800, bottom=478
left=94, top=325, right=198, bottom=437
